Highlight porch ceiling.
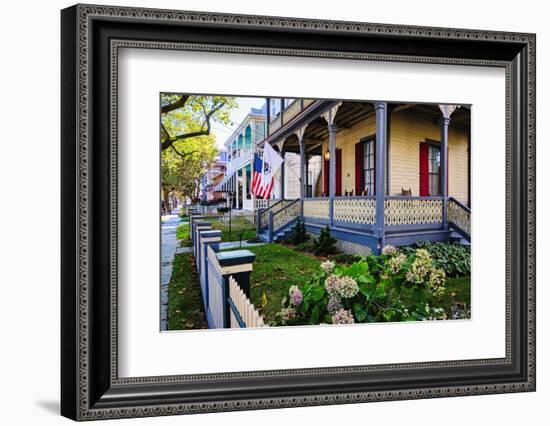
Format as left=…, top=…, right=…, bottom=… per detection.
left=281, top=101, right=376, bottom=155
left=277, top=101, right=470, bottom=155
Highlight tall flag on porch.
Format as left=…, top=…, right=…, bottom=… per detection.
left=251, top=154, right=264, bottom=195
left=256, top=143, right=284, bottom=199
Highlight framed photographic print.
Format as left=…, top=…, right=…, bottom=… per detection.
left=61, top=4, right=536, bottom=421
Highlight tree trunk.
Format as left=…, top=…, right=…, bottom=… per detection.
left=162, top=188, right=171, bottom=215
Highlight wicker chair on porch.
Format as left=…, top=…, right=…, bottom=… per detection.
left=402, top=188, right=412, bottom=196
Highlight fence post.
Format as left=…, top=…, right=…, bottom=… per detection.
left=198, top=229, right=222, bottom=311
left=256, top=208, right=263, bottom=235
left=193, top=221, right=211, bottom=269
left=215, top=250, right=256, bottom=327
left=189, top=213, right=203, bottom=243
left=268, top=210, right=274, bottom=242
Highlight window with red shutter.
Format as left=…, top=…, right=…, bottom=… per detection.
left=419, top=142, right=429, bottom=196
left=355, top=142, right=362, bottom=195
left=362, top=139, right=375, bottom=196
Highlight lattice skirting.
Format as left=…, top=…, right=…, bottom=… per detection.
left=335, top=240, right=374, bottom=256
left=306, top=232, right=374, bottom=256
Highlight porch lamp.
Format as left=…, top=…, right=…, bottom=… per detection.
left=324, top=151, right=330, bottom=161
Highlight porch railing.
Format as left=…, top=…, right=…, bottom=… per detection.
left=303, top=196, right=444, bottom=227
left=255, top=195, right=469, bottom=242
left=254, top=198, right=279, bottom=211
left=303, top=197, right=330, bottom=221
left=384, top=197, right=444, bottom=226
left=334, top=196, right=376, bottom=224
left=268, top=99, right=316, bottom=135
left=447, top=197, right=471, bottom=240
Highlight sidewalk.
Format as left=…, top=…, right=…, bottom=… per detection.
left=160, top=208, right=183, bottom=331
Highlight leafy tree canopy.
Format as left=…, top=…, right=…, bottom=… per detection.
left=160, top=94, right=237, bottom=154
left=160, top=94, right=238, bottom=199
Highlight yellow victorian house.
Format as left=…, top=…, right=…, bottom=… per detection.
left=256, top=98, right=471, bottom=255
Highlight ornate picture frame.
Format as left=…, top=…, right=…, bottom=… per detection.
left=61, top=4, right=536, bottom=421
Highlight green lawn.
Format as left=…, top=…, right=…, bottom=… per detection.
left=436, top=275, right=471, bottom=317
left=167, top=253, right=207, bottom=330
left=176, top=222, right=192, bottom=247
left=210, top=215, right=257, bottom=242
left=246, top=244, right=322, bottom=323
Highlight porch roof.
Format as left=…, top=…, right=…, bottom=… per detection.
left=260, top=101, right=471, bottom=155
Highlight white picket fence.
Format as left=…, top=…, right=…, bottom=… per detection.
left=228, top=276, right=266, bottom=328
left=192, top=215, right=267, bottom=329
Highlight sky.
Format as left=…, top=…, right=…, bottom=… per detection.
left=210, top=96, right=266, bottom=149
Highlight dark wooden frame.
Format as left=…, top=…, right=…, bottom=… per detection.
left=61, top=4, right=536, bottom=421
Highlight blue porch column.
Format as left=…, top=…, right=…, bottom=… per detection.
left=322, top=103, right=341, bottom=228
left=296, top=125, right=307, bottom=217
left=438, top=105, right=458, bottom=230
left=328, top=124, right=336, bottom=227
left=374, top=102, right=388, bottom=249
left=280, top=149, right=285, bottom=199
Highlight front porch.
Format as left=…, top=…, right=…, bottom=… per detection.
left=256, top=195, right=470, bottom=255
left=254, top=97, right=470, bottom=254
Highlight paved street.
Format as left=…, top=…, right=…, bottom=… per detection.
left=160, top=208, right=182, bottom=331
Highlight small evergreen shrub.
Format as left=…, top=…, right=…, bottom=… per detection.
left=296, top=240, right=315, bottom=252
left=312, top=226, right=338, bottom=256
left=290, top=219, right=309, bottom=245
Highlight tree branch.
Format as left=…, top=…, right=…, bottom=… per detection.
left=170, top=144, right=199, bottom=159
left=161, top=100, right=226, bottom=150
left=161, top=95, right=189, bottom=114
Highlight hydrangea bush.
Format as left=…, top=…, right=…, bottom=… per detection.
left=274, top=245, right=451, bottom=326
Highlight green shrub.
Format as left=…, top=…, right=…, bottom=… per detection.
left=400, top=241, right=470, bottom=277
left=290, top=218, right=309, bottom=245
left=312, top=226, right=338, bottom=256
left=296, top=240, right=315, bottom=252
left=273, top=246, right=458, bottom=326
left=330, top=253, right=363, bottom=264
left=217, top=206, right=230, bottom=214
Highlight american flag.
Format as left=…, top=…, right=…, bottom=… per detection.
left=251, top=154, right=274, bottom=198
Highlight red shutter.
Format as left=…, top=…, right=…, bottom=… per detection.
left=336, top=149, right=342, bottom=196
left=323, top=158, right=329, bottom=196
left=419, top=143, right=429, bottom=196
left=373, top=140, right=376, bottom=195
left=355, top=142, right=362, bottom=195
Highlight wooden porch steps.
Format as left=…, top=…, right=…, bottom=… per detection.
left=258, top=222, right=297, bottom=243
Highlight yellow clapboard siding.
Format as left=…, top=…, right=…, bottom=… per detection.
left=318, top=108, right=469, bottom=204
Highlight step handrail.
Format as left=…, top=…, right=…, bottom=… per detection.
left=269, top=199, right=301, bottom=241
left=448, top=196, right=471, bottom=213
left=256, top=199, right=289, bottom=233
left=447, top=197, right=471, bottom=241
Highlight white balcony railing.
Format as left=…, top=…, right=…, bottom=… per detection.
left=226, top=149, right=254, bottom=176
